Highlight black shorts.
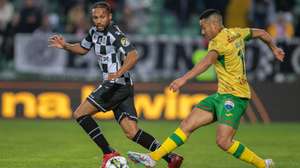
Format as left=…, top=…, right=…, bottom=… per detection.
left=87, top=81, right=138, bottom=123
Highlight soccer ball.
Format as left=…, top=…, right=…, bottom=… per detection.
left=105, top=156, right=129, bottom=168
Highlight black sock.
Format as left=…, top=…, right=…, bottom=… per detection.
left=132, top=129, right=172, bottom=163
left=76, top=115, right=114, bottom=154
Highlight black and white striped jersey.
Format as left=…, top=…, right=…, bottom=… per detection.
left=80, top=23, right=135, bottom=85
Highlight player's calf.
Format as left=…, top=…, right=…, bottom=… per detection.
left=216, top=137, right=232, bottom=151
left=120, top=118, right=139, bottom=139
left=73, top=100, right=98, bottom=119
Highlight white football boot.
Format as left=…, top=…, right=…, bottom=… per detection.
left=127, top=151, right=156, bottom=167
left=265, top=159, right=275, bottom=168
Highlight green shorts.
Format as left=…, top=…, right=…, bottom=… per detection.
left=196, top=93, right=249, bottom=129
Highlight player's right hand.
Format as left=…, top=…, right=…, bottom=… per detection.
left=169, top=77, right=187, bottom=92
left=48, top=35, right=65, bottom=49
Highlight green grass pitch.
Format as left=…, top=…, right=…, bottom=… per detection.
left=0, top=120, right=299, bottom=168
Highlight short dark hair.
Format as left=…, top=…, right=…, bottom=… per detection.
left=91, top=1, right=112, bottom=13
left=199, top=9, right=221, bottom=20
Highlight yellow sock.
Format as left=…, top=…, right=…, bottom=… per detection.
left=149, top=128, right=187, bottom=161
left=227, top=141, right=266, bottom=168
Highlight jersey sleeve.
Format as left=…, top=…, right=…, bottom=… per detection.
left=234, top=28, right=252, bottom=42
left=114, top=33, right=135, bottom=55
left=80, top=28, right=94, bottom=50
left=208, top=39, right=225, bottom=56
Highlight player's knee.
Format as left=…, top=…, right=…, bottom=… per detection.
left=125, top=131, right=136, bottom=140
left=124, top=127, right=139, bottom=139
left=73, top=109, right=85, bottom=119
left=216, top=137, right=231, bottom=151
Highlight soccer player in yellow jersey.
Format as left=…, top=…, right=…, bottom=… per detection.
left=128, top=9, right=285, bottom=168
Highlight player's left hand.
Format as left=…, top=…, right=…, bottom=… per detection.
left=108, top=72, right=121, bottom=81
left=169, top=77, right=187, bottom=92
left=272, top=47, right=285, bottom=62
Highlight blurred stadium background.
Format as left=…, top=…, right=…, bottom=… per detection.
left=0, top=0, right=300, bottom=167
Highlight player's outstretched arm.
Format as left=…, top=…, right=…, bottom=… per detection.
left=107, top=50, right=138, bottom=80
left=48, top=34, right=89, bottom=55
left=169, top=50, right=218, bottom=92
left=251, top=28, right=285, bottom=62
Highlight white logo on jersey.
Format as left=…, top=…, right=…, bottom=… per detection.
left=121, top=37, right=130, bottom=47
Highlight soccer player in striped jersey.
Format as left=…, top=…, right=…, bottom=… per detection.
left=128, top=9, right=285, bottom=168
left=48, top=2, right=182, bottom=168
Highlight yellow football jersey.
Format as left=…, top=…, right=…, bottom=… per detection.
left=208, top=28, right=252, bottom=98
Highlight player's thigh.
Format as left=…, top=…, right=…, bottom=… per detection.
left=179, top=93, right=219, bottom=134
left=74, top=99, right=99, bottom=118
left=180, top=107, right=215, bottom=134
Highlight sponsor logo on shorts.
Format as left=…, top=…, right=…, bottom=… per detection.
left=224, top=100, right=234, bottom=111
